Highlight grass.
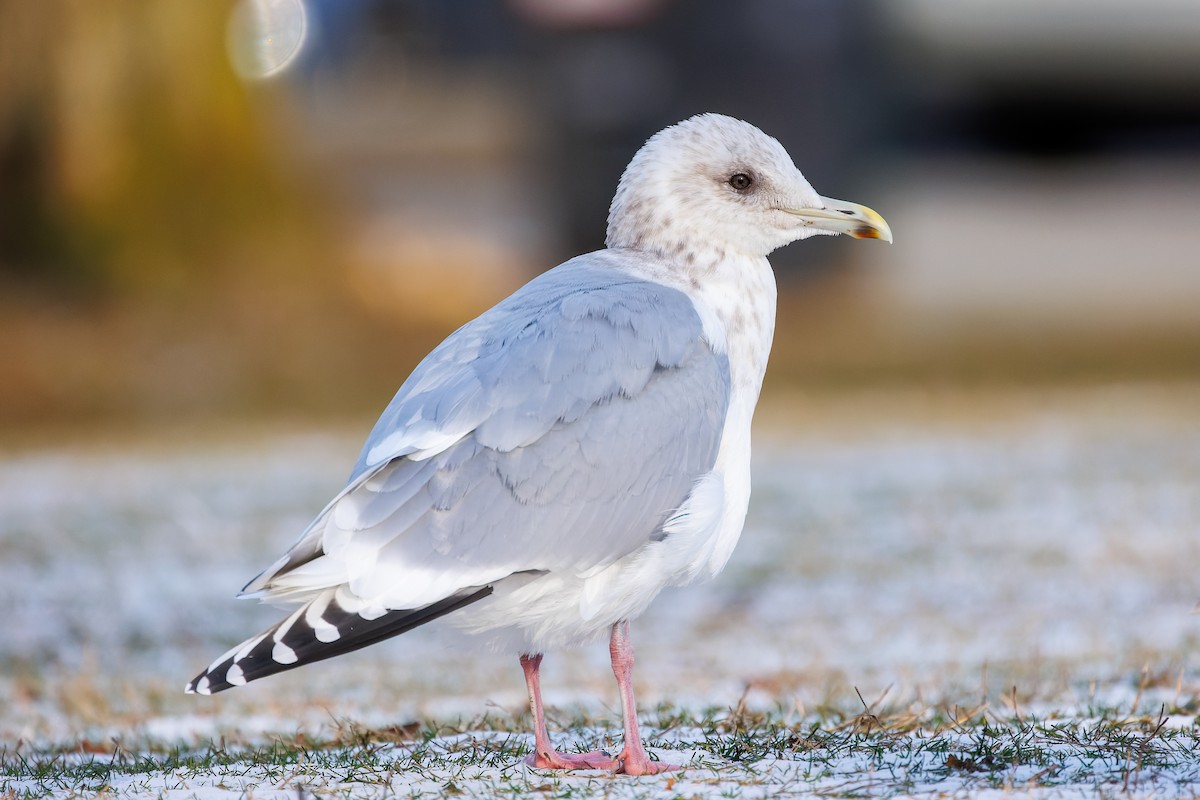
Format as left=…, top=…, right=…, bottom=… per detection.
left=4, top=383, right=1199, bottom=797
left=4, top=688, right=1200, bottom=799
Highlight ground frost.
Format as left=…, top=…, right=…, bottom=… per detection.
left=3, top=386, right=1200, bottom=797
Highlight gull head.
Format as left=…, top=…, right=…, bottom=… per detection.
left=606, top=113, right=891, bottom=260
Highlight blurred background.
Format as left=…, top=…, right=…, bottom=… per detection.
left=3, top=0, right=1199, bottom=433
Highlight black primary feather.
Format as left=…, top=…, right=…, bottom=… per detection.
left=186, top=587, right=492, bottom=694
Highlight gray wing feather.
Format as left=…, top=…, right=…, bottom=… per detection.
left=247, top=251, right=731, bottom=604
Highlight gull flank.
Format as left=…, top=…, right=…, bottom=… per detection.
left=186, top=113, right=892, bottom=775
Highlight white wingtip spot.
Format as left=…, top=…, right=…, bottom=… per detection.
left=184, top=682, right=196, bottom=694
left=207, top=643, right=244, bottom=674
left=194, top=676, right=212, bottom=695
left=272, top=605, right=307, bottom=644
left=226, top=663, right=247, bottom=686
left=334, top=586, right=362, bottom=614
left=306, top=592, right=341, bottom=643
left=273, top=641, right=298, bottom=664
left=360, top=604, right=388, bottom=621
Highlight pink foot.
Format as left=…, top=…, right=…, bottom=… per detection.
left=525, top=748, right=619, bottom=771
left=615, top=749, right=680, bottom=776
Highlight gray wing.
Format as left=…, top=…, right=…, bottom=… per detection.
left=243, top=251, right=731, bottom=609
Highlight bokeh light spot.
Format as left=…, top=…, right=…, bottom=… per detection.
left=227, top=0, right=308, bottom=80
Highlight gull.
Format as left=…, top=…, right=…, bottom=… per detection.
left=186, top=113, right=891, bottom=775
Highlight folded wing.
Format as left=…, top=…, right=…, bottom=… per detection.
left=229, top=252, right=729, bottom=652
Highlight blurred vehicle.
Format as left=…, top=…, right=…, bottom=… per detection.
left=881, top=0, right=1200, bottom=156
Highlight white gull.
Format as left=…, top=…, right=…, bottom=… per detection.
left=186, top=113, right=892, bottom=775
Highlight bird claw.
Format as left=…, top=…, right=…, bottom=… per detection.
left=614, top=750, right=680, bottom=776
left=525, top=747, right=680, bottom=776
left=525, top=749, right=620, bottom=771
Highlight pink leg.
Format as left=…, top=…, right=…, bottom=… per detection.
left=520, top=653, right=618, bottom=770
left=609, top=621, right=679, bottom=775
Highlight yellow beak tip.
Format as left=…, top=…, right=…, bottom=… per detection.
left=853, top=225, right=893, bottom=243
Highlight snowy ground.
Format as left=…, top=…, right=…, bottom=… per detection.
left=2, top=383, right=1199, bottom=798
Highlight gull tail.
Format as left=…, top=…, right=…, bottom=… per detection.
left=185, top=585, right=492, bottom=695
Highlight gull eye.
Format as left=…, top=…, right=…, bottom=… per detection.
left=728, top=172, right=753, bottom=192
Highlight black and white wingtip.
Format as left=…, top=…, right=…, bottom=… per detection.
left=185, top=585, right=493, bottom=695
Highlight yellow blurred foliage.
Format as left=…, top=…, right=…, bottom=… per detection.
left=0, top=0, right=322, bottom=294
left=0, top=1, right=401, bottom=427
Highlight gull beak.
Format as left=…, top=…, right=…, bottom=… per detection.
left=783, top=196, right=893, bottom=243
